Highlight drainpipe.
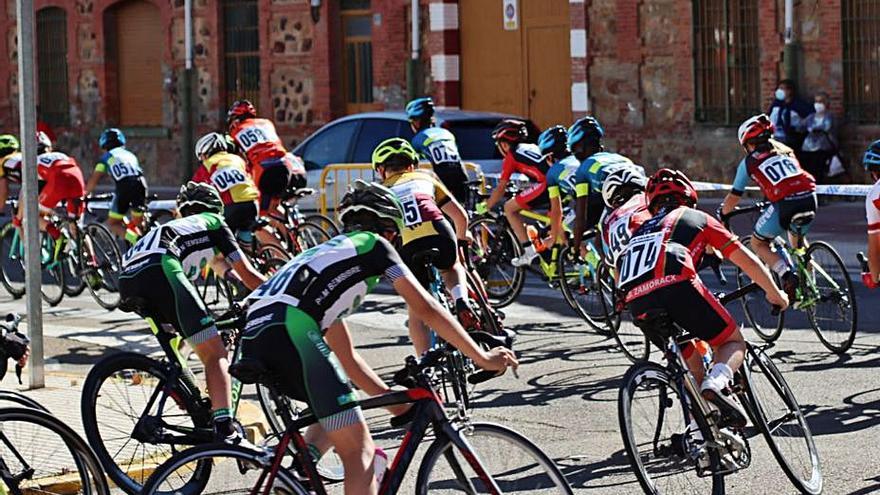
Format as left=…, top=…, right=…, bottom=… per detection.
left=783, top=0, right=799, bottom=82
left=406, top=0, right=421, bottom=101
left=182, top=0, right=194, bottom=179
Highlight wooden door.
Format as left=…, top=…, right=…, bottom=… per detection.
left=526, top=25, right=571, bottom=129
left=116, top=0, right=162, bottom=126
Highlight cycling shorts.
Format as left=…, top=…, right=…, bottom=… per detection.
left=109, top=177, right=147, bottom=219
left=118, top=254, right=218, bottom=345
left=514, top=182, right=550, bottom=210
left=586, top=193, right=605, bottom=229
left=399, top=219, right=457, bottom=288
left=628, top=278, right=737, bottom=357
left=257, top=160, right=293, bottom=212
left=754, top=192, right=817, bottom=242
left=39, top=172, right=85, bottom=216
left=241, top=304, right=363, bottom=433
left=224, top=200, right=259, bottom=234
left=433, top=163, right=469, bottom=204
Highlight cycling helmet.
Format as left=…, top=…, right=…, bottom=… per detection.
left=371, top=138, right=419, bottom=170
left=567, top=116, right=604, bottom=150
left=36, top=131, right=52, bottom=154
left=645, top=168, right=698, bottom=213
left=602, top=165, right=648, bottom=208
left=537, top=125, right=569, bottom=157
left=491, top=119, right=528, bottom=144
left=227, top=99, right=257, bottom=125
left=0, top=135, right=19, bottom=158
left=176, top=181, right=224, bottom=215
left=195, top=132, right=230, bottom=160
left=405, top=97, right=435, bottom=120
left=737, top=114, right=774, bottom=147
left=99, top=128, right=126, bottom=150
left=337, top=179, right=404, bottom=232
left=863, top=139, right=880, bottom=172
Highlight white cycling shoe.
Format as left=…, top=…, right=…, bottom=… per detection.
left=701, top=372, right=748, bottom=428
left=511, top=247, right=538, bottom=267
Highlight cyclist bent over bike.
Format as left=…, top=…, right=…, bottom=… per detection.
left=619, top=169, right=788, bottom=427
left=534, top=125, right=580, bottom=254
left=0, top=135, right=22, bottom=216
left=863, top=139, right=880, bottom=289
left=599, top=165, right=651, bottom=263
left=407, top=97, right=470, bottom=204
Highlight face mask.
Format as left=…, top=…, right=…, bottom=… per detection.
left=814, top=102, right=826, bottom=113
left=775, top=88, right=786, bottom=101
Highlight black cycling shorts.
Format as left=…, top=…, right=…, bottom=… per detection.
left=399, top=219, right=457, bottom=288
left=586, top=192, right=605, bottom=229
left=257, top=164, right=292, bottom=211
left=224, top=201, right=258, bottom=233
left=110, top=177, right=148, bottom=218
left=434, top=163, right=469, bottom=204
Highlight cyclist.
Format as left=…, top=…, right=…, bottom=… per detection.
left=481, top=119, right=549, bottom=261
left=407, top=97, right=469, bottom=203
left=569, top=116, right=635, bottom=261
left=599, top=165, right=650, bottom=264
left=240, top=179, right=517, bottom=495
left=118, top=182, right=266, bottom=441
left=618, top=168, right=788, bottom=426
left=719, top=114, right=817, bottom=302
left=863, top=139, right=880, bottom=289
left=85, top=128, right=148, bottom=244
left=374, top=138, right=477, bottom=353
left=0, top=135, right=22, bottom=216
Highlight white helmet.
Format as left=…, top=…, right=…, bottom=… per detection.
left=195, top=132, right=230, bottom=160
left=737, top=114, right=774, bottom=147
left=602, top=164, right=647, bottom=208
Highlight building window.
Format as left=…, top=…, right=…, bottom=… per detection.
left=693, top=0, right=760, bottom=124
left=342, top=1, right=373, bottom=112
left=842, top=1, right=880, bottom=124
left=37, top=7, right=70, bottom=127
left=223, top=0, right=260, bottom=109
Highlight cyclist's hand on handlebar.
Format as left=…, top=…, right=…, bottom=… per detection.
left=766, top=290, right=789, bottom=311
left=476, top=347, right=519, bottom=374
left=475, top=201, right=489, bottom=215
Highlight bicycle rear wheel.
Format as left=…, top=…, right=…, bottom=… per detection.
left=62, top=240, right=87, bottom=297
left=40, top=232, right=65, bottom=306
left=0, top=407, right=110, bottom=495
left=743, top=345, right=822, bottom=494
left=468, top=216, right=524, bottom=308
left=415, top=422, right=573, bottom=494
left=803, top=241, right=857, bottom=354
left=304, top=213, right=340, bottom=237
left=81, top=223, right=122, bottom=310
left=293, top=220, right=330, bottom=253
left=0, top=224, right=26, bottom=298
left=0, top=389, right=50, bottom=412
left=557, top=244, right=608, bottom=331
left=735, top=238, right=784, bottom=342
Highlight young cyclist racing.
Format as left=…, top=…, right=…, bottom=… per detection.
left=618, top=169, right=788, bottom=426
left=599, top=165, right=650, bottom=264
left=863, top=139, right=880, bottom=289
left=374, top=138, right=478, bottom=353
left=720, top=114, right=817, bottom=302
left=407, top=97, right=470, bottom=203
left=240, top=180, right=517, bottom=495
left=118, top=182, right=266, bottom=441
left=0, top=135, right=22, bottom=215
left=85, top=128, right=148, bottom=244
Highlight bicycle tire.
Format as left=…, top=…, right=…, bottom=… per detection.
left=465, top=268, right=502, bottom=337
left=304, top=213, right=340, bottom=237
left=293, top=220, right=331, bottom=253
left=40, top=232, right=65, bottom=306
left=61, top=237, right=87, bottom=297
left=743, top=345, right=822, bottom=494
left=0, top=407, right=111, bottom=495
left=468, top=216, right=525, bottom=308
left=446, top=350, right=472, bottom=410
left=142, top=443, right=309, bottom=495
left=618, top=362, right=725, bottom=495
left=81, top=352, right=211, bottom=495
left=557, top=244, right=608, bottom=331
left=0, top=223, right=26, bottom=298
left=735, top=237, right=784, bottom=342
left=0, top=390, right=50, bottom=412
left=415, top=422, right=573, bottom=494
left=81, top=223, right=122, bottom=310
left=803, top=241, right=857, bottom=354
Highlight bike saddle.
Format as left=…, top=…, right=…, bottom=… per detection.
left=247, top=217, right=271, bottom=232
left=228, top=358, right=270, bottom=385
left=283, top=187, right=315, bottom=200
left=790, top=211, right=815, bottom=228
left=412, top=248, right=441, bottom=268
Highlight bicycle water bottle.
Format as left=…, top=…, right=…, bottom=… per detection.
left=526, top=225, right=547, bottom=252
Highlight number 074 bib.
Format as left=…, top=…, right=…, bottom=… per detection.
left=617, top=231, right=664, bottom=287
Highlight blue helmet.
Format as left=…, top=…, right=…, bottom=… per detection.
left=538, top=125, right=569, bottom=157
left=567, top=116, right=604, bottom=150
left=864, top=139, right=880, bottom=172
left=99, top=128, right=126, bottom=150
left=405, top=97, right=435, bottom=120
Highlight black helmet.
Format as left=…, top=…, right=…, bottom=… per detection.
left=177, top=181, right=224, bottom=216
left=567, top=116, right=604, bottom=150
left=491, top=119, right=528, bottom=144
left=337, top=180, right=404, bottom=233
left=99, top=128, right=126, bottom=150
left=538, top=125, right=569, bottom=158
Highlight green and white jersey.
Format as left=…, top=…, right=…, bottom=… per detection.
left=246, top=231, right=409, bottom=331
left=121, top=212, right=243, bottom=280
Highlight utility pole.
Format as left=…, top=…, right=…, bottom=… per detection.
left=182, top=0, right=195, bottom=179
left=16, top=0, right=44, bottom=389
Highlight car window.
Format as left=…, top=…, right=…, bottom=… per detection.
left=300, top=120, right=360, bottom=170
left=351, top=119, right=407, bottom=163
left=443, top=120, right=502, bottom=160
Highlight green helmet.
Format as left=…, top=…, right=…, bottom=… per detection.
left=0, top=135, right=19, bottom=158
left=176, top=181, right=224, bottom=216
left=337, top=180, right=404, bottom=233
left=371, top=138, right=419, bottom=170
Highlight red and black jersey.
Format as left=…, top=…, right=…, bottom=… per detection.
left=500, top=143, right=549, bottom=183
left=229, top=118, right=287, bottom=170
left=617, top=206, right=742, bottom=302
left=601, top=192, right=652, bottom=263
left=740, top=141, right=815, bottom=202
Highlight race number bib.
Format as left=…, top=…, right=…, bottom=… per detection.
left=617, top=231, right=663, bottom=286
left=236, top=125, right=280, bottom=152
left=607, top=214, right=633, bottom=261
left=426, top=141, right=460, bottom=164
left=211, top=168, right=248, bottom=192
left=123, top=226, right=165, bottom=265
left=399, top=194, right=422, bottom=227
left=110, top=161, right=141, bottom=181
left=758, top=155, right=800, bottom=186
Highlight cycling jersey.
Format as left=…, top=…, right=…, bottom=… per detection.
left=0, top=152, right=22, bottom=183
left=95, top=147, right=144, bottom=182
left=411, top=127, right=468, bottom=202
left=229, top=118, right=288, bottom=169
left=500, top=144, right=550, bottom=209
left=866, top=179, right=880, bottom=235
left=202, top=152, right=259, bottom=205
left=37, top=152, right=85, bottom=215
left=600, top=192, right=651, bottom=263
left=732, top=140, right=815, bottom=202
left=573, top=152, right=634, bottom=198
left=546, top=155, right=580, bottom=200
left=383, top=170, right=453, bottom=244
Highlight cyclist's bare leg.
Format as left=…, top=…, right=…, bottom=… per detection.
left=684, top=348, right=706, bottom=386
left=503, top=198, right=529, bottom=243
left=788, top=231, right=808, bottom=251
left=751, top=234, right=785, bottom=274
left=326, top=420, right=378, bottom=495
left=107, top=215, right=127, bottom=239
left=440, top=264, right=468, bottom=302
left=711, top=329, right=746, bottom=376
left=192, top=335, right=232, bottom=412
left=408, top=311, right=432, bottom=356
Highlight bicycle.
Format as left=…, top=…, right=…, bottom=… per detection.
left=618, top=282, right=822, bottom=495
left=141, top=335, right=574, bottom=494
left=723, top=201, right=857, bottom=353
left=281, top=186, right=340, bottom=237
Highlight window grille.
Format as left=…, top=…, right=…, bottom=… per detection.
left=37, top=7, right=70, bottom=127
left=842, top=0, right=880, bottom=124
left=223, top=0, right=260, bottom=108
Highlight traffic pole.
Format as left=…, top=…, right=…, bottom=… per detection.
left=16, top=0, right=44, bottom=389
left=182, top=0, right=194, bottom=179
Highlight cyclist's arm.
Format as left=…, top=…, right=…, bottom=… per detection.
left=547, top=189, right=564, bottom=246
left=208, top=219, right=266, bottom=290
left=228, top=256, right=265, bottom=290
left=440, top=199, right=469, bottom=240
left=85, top=164, right=106, bottom=195
left=728, top=248, right=788, bottom=310
left=867, top=193, right=880, bottom=283
left=486, top=178, right=509, bottom=210
left=571, top=193, right=588, bottom=250
left=722, top=160, right=750, bottom=215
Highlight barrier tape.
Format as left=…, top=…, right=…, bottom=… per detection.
left=692, top=181, right=871, bottom=197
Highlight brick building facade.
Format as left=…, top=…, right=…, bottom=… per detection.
left=0, top=0, right=877, bottom=186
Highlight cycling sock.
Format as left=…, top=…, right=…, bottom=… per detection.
left=709, top=362, right=734, bottom=381
left=46, top=224, right=61, bottom=240
left=124, top=229, right=139, bottom=244
left=772, top=259, right=789, bottom=276
left=520, top=240, right=532, bottom=249
left=307, top=444, right=322, bottom=462
left=212, top=409, right=235, bottom=438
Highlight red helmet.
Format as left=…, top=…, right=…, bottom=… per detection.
left=645, top=168, right=698, bottom=212
left=737, top=114, right=774, bottom=147
left=227, top=99, right=256, bottom=125
left=491, top=119, right=528, bottom=144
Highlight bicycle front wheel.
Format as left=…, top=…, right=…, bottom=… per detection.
left=293, top=220, right=331, bottom=253
left=0, top=407, right=110, bottom=495
left=736, top=238, right=784, bottom=342
left=142, top=443, right=309, bottom=495
left=0, top=223, right=26, bottom=298
left=0, top=389, right=50, bottom=411
left=743, top=345, right=822, bottom=494
left=81, top=223, right=123, bottom=310
left=557, top=244, right=608, bottom=331
left=415, top=422, right=573, bottom=494
left=803, top=241, right=857, bottom=354
left=62, top=241, right=87, bottom=297
left=468, top=216, right=525, bottom=308
left=41, top=232, right=65, bottom=306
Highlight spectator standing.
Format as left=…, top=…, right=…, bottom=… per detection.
left=800, top=92, right=839, bottom=184
left=767, top=79, right=812, bottom=156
